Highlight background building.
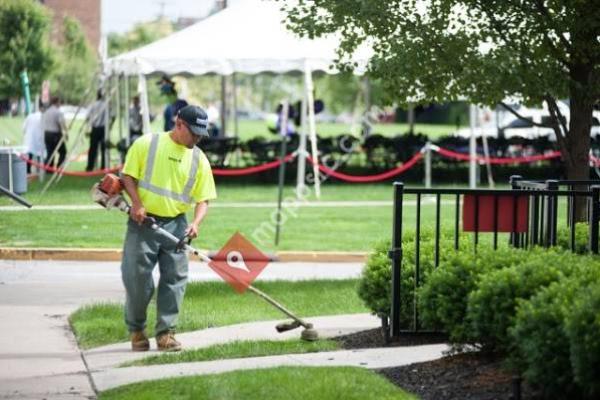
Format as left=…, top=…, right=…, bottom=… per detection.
left=40, top=0, right=101, bottom=51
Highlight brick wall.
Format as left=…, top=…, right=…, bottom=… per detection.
left=42, top=0, right=101, bottom=51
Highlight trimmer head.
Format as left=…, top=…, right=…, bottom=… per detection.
left=275, top=321, right=318, bottom=341
left=300, top=325, right=319, bottom=341
left=275, top=320, right=301, bottom=333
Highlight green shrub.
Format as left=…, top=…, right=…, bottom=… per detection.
left=358, top=229, right=465, bottom=328
left=358, top=239, right=393, bottom=319
left=565, top=281, right=600, bottom=398
left=557, top=222, right=589, bottom=254
left=419, top=246, right=527, bottom=344
left=467, top=248, right=577, bottom=353
left=510, top=265, right=600, bottom=398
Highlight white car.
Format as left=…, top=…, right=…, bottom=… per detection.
left=454, top=103, right=600, bottom=140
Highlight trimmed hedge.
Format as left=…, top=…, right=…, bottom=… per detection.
left=509, top=265, right=600, bottom=399
left=466, top=248, right=578, bottom=353
left=358, top=229, right=473, bottom=329
left=565, top=280, right=600, bottom=398
left=418, top=247, right=527, bottom=344
left=557, top=222, right=589, bottom=254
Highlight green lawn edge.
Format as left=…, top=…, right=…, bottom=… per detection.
left=121, top=339, right=341, bottom=367
left=70, top=279, right=368, bottom=349
left=98, top=366, right=416, bottom=400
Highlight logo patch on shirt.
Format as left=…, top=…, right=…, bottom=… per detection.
left=168, top=156, right=182, bottom=163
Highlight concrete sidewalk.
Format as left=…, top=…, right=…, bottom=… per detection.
left=0, top=259, right=362, bottom=399
left=93, top=344, right=449, bottom=392
left=84, top=314, right=382, bottom=370
left=83, top=313, right=448, bottom=393
left=0, top=258, right=448, bottom=398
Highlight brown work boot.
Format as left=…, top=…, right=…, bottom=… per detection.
left=130, top=331, right=150, bottom=352
left=156, top=330, right=182, bottom=352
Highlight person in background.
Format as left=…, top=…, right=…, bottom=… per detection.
left=158, top=75, right=188, bottom=132
left=206, top=103, right=220, bottom=137
left=85, top=90, right=109, bottom=172
left=42, top=96, right=68, bottom=168
left=22, top=102, right=45, bottom=173
left=129, top=95, right=143, bottom=143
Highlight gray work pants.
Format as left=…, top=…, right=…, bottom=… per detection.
left=121, top=215, right=188, bottom=336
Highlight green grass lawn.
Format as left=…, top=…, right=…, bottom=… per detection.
left=70, top=279, right=367, bottom=349
left=0, top=176, right=402, bottom=206
left=0, top=198, right=462, bottom=251
left=1, top=176, right=472, bottom=252
left=122, top=339, right=341, bottom=367
left=98, top=366, right=416, bottom=400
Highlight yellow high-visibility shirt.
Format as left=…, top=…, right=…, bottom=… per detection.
left=122, top=133, right=217, bottom=217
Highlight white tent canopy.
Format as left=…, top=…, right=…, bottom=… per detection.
left=107, top=1, right=370, bottom=76
left=106, top=1, right=372, bottom=199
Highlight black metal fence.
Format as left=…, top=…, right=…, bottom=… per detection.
left=388, top=181, right=600, bottom=337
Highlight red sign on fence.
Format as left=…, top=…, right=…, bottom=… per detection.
left=463, top=195, right=529, bottom=233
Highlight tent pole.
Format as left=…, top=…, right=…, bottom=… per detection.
left=296, top=93, right=308, bottom=199
left=407, top=104, right=415, bottom=134
left=104, top=75, right=111, bottom=169
left=304, top=64, right=320, bottom=198
left=124, top=75, right=130, bottom=148
left=233, top=73, right=239, bottom=138
left=116, top=74, right=122, bottom=151
left=221, top=76, right=227, bottom=137
left=139, top=73, right=151, bottom=134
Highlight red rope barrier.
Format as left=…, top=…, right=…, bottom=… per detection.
left=19, top=153, right=297, bottom=178
left=306, top=152, right=423, bottom=183
left=434, top=146, right=562, bottom=164
left=19, top=154, right=121, bottom=176
left=211, top=153, right=297, bottom=176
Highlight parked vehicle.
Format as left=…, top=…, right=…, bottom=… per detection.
left=455, top=102, right=600, bottom=140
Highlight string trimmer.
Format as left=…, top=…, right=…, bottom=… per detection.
left=91, top=174, right=318, bottom=341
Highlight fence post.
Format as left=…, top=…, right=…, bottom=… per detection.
left=389, top=182, right=404, bottom=338
left=589, top=185, right=599, bottom=254
left=425, top=142, right=432, bottom=189
left=546, top=180, right=559, bottom=247
left=509, top=175, right=522, bottom=247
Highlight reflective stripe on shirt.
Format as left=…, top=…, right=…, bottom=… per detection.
left=138, top=134, right=201, bottom=204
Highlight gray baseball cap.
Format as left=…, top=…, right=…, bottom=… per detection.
left=178, top=105, right=209, bottom=137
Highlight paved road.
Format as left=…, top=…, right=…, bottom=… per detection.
left=0, top=259, right=362, bottom=399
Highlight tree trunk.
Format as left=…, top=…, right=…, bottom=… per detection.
left=565, top=64, right=594, bottom=222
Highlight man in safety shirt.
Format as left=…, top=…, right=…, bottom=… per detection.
left=120, top=105, right=217, bottom=352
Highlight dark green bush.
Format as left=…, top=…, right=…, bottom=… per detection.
left=419, top=246, right=527, bottom=343
left=358, top=239, right=393, bottom=319
left=510, top=264, right=600, bottom=399
left=358, top=229, right=467, bottom=328
left=557, top=222, right=589, bottom=254
left=467, top=248, right=577, bottom=353
left=565, top=281, right=600, bottom=398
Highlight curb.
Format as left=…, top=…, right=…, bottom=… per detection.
left=0, top=248, right=367, bottom=263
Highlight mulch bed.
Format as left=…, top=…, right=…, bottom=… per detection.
left=334, top=328, right=537, bottom=400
